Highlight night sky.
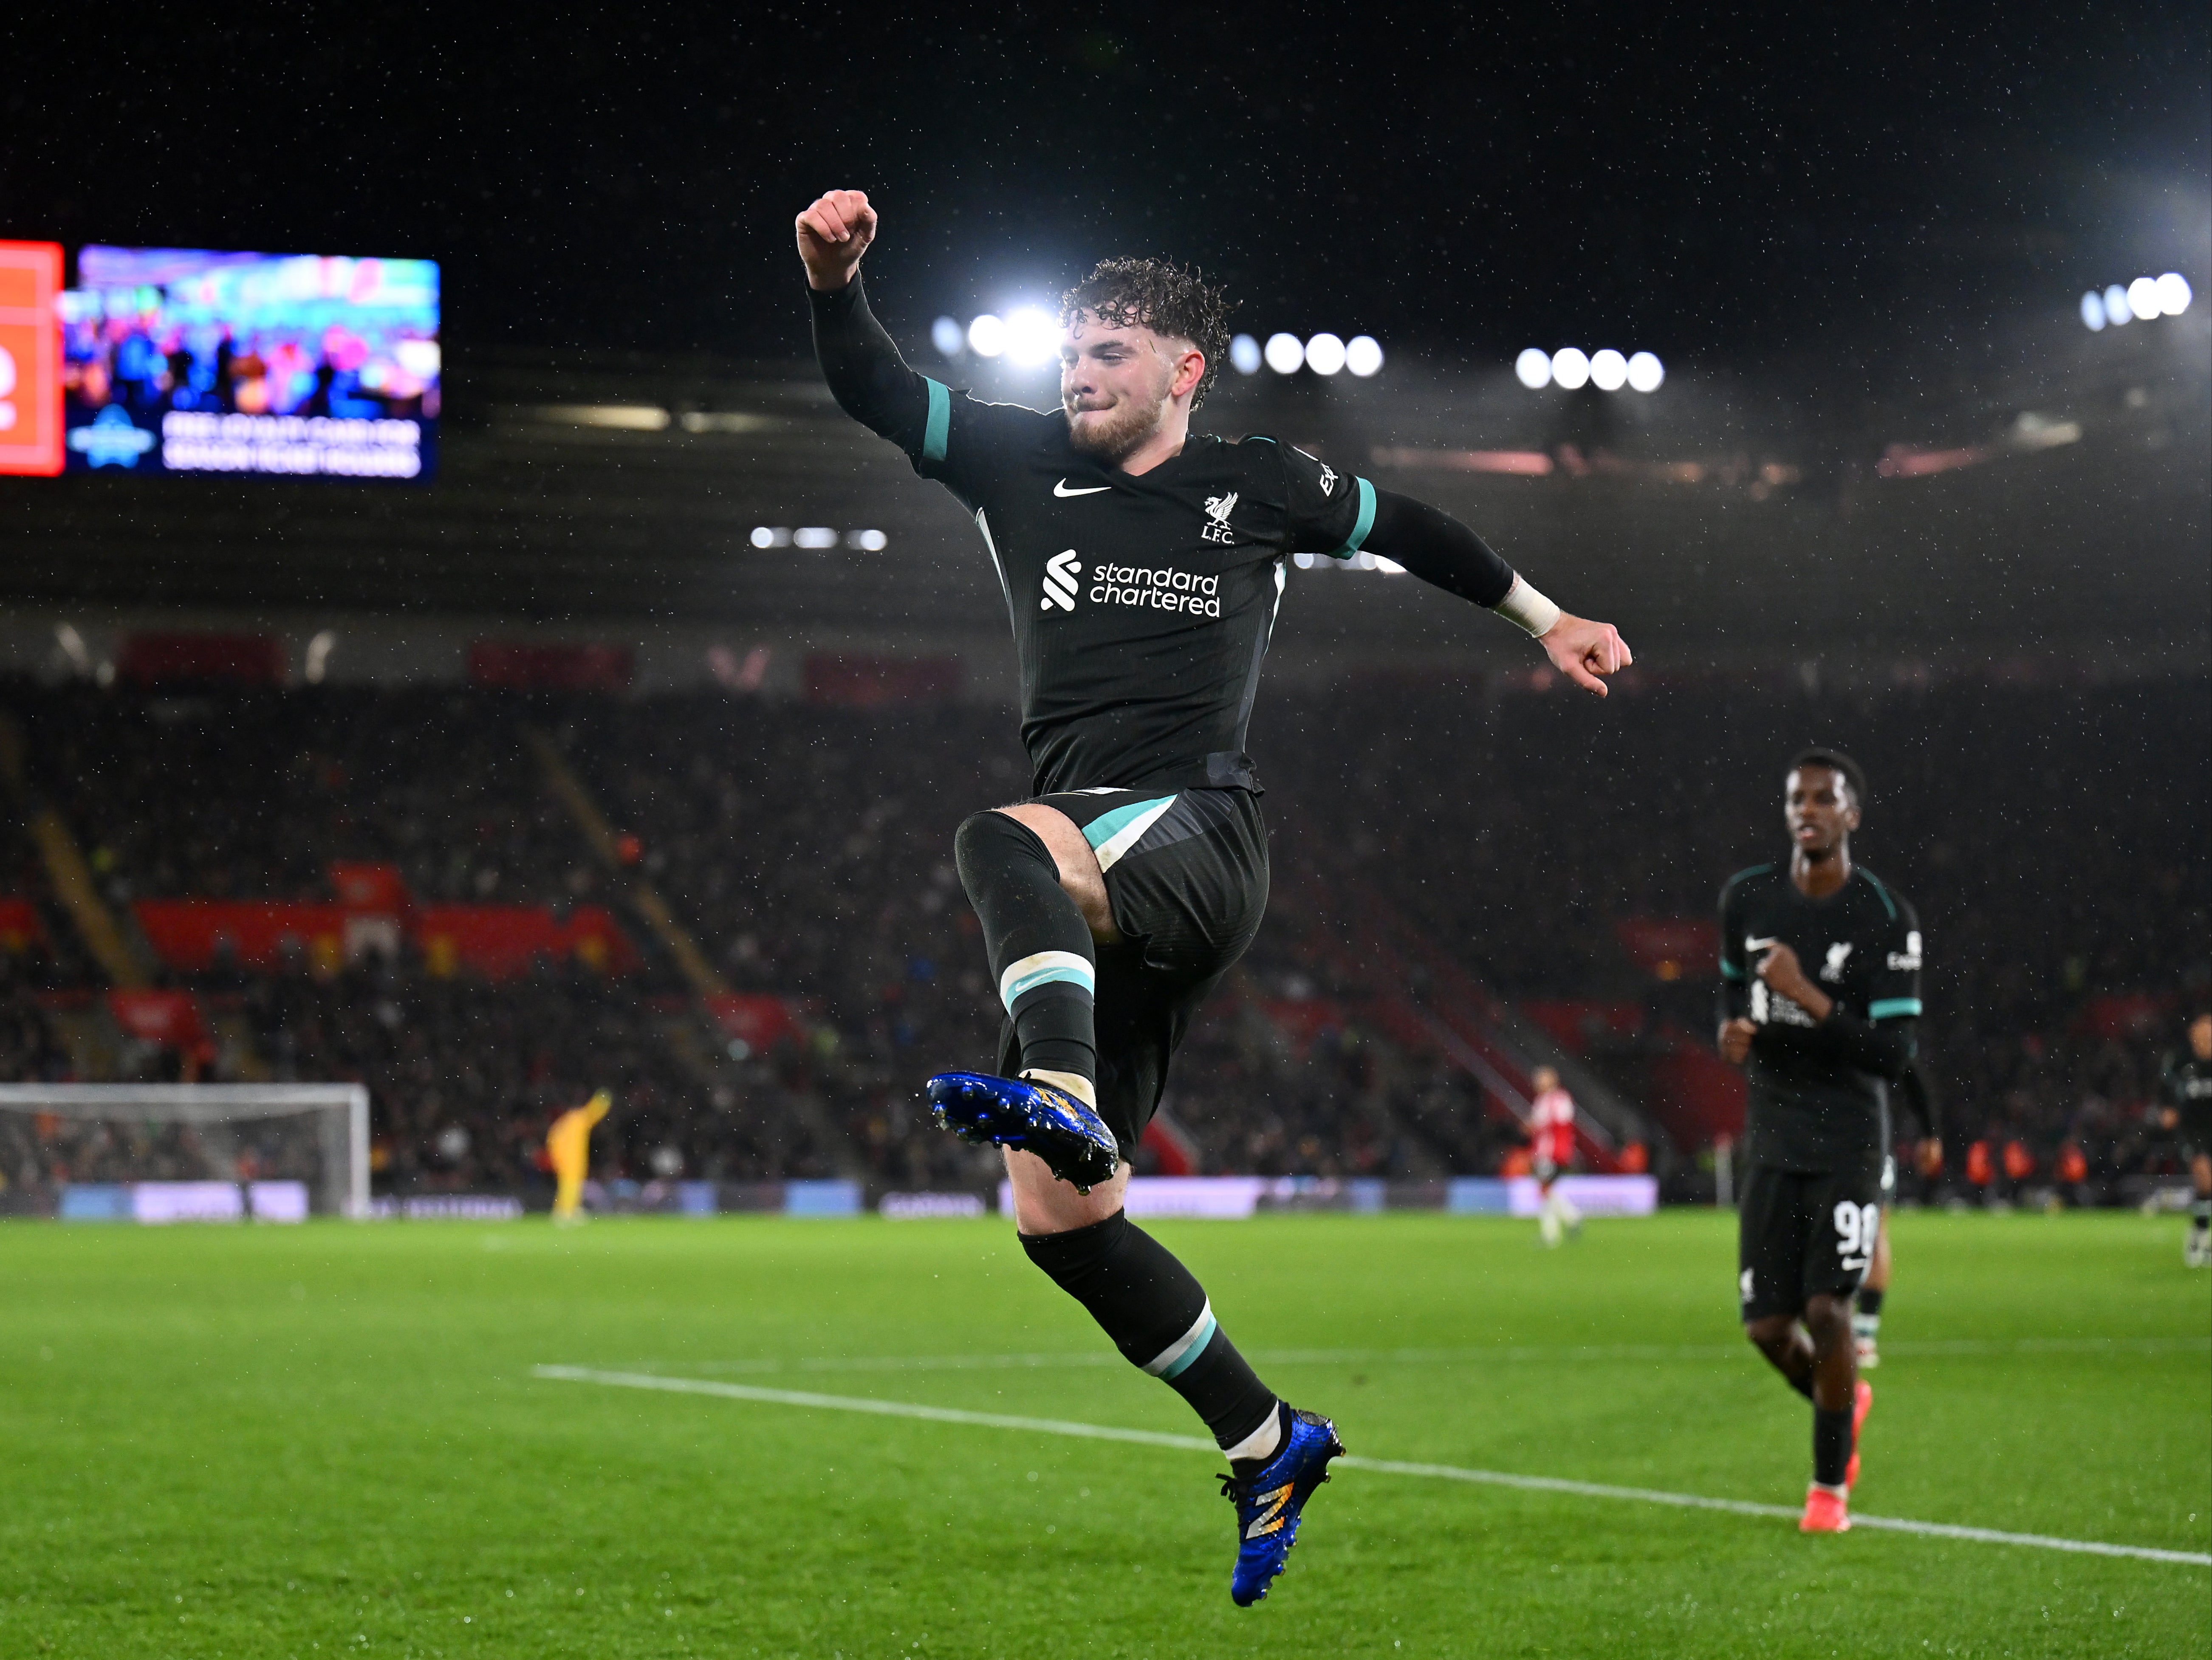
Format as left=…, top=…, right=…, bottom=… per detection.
left=4, top=4, right=2205, bottom=373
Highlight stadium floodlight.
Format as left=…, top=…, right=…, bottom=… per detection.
left=845, top=528, right=888, bottom=551
left=1515, top=348, right=1554, bottom=389
left=2080, top=291, right=2107, bottom=330
left=1229, top=333, right=1262, bottom=374
left=793, top=527, right=838, bottom=549
left=1345, top=335, right=1383, bottom=376
left=931, top=316, right=965, bottom=357
left=750, top=526, right=792, bottom=548
left=1550, top=347, right=1591, bottom=390
left=2102, top=285, right=2131, bottom=326
left=0, top=1083, right=369, bottom=1219
left=968, top=314, right=1007, bottom=356
left=1004, top=307, right=1059, bottom=367
left=2154, top=272, right=2192, bottom=315
left=2126, top=277, right=2161, bottom=321
left=304, top=630, right=336, bottom=684
left=1264, top=332, right=1305, bottom=374
left=1626, top=350, right=1665, bottom=392
left=1304, top=333, right=1347, bottom=375
left=1589, top=349, right=1628, bottom=391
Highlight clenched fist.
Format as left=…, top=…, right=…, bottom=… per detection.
left=796, top=189, right=878, bottom=291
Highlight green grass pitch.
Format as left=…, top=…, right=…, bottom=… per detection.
left=1, top=1209, right=2204, bottom=1658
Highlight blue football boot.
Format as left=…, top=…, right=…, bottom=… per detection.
left=1220, top=1407, right=1345, bottom=1606
left=925, top=1071, right=1120, bottom=1192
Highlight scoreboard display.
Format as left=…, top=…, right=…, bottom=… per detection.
left=3, top=243, right=439, bottom=483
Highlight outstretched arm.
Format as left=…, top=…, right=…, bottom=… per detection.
left=797, top=189, right=932, bottom=449
left=1364, top=490, right=1632, bottom=697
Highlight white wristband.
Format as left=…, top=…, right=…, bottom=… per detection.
left=1495, top=574, right=1562, bottom=638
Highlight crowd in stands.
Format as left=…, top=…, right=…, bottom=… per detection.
left=25, top=685, right=607, bottom=909
left=0, top=670, right=2201, bottom=1204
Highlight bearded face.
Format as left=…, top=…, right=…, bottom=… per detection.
left=1059, top=314, right=1190, bottom=464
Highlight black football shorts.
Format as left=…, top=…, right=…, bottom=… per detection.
left=1737, top=1163, right=1884, bottom=1321
left=2181, top=1105, right=2212, bottom=1165
left=993, top=786, right=1268, bottom=1154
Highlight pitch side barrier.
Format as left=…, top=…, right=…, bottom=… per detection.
left=30, top=1174, right=1659, bottom=1223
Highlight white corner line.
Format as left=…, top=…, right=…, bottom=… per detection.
left=530, top=1366, right=2211, bottom=1569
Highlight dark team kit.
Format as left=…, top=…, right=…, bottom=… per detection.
left=811, top=274, right=1511, bottom=1153
left=1720, top=862, right=1925, bottom=1319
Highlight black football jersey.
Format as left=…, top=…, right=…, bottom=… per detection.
left=1720, top=863, right=1924, bottom=1172
left=905, top=387, right=1373, bottom=795
left=2164, top=1052, right=2212, bottom=1134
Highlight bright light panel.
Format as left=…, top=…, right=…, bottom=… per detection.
left=793, top=527, right=838, bottom=549
left=1515, top=348, right=1553, bottom=389
left=845, top=529, right=888, bottom=551
left=2155, top=272, right=2192, bottom=315
left=968, top=314, right=1007, bottom=356
left=1589, top=349, right=1628, bottom=391
left=1264, top=332, right=1305, bottom=374
left=1229, top=333, right=1262, bottom=374
left=2127, top=277, right=2161, bottom=322
left=1550, top=347, right=1591, bottom=390
left=2080, top=291, right=2107, bottom=330
left=749, top=527, right=790, bottom=548
left=1626, top=351, right=1664, bottom=392
left=1005, top=307, right=1059, bottom=367
left=931, top=316, right=965, bottom=356
left=1346, top=336, right=1383, bottom=377
left=1304, top=333, right=1347, bottom=375
left=2102, top=286, right=2131, bottom=327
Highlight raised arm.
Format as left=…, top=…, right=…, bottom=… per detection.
left=797, top=189, right=931, bottom=450
left=1361, top=489, right=1632, bottom=697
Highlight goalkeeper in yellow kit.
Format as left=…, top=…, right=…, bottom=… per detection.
left=547, top=1090, right=611, bottom=1222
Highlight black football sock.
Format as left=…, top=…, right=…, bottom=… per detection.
left=1812, top=1406, right=1853, bottom=1488
left=954, top=810, right=1096, bottom=1083
left=1021, top=1211, right=1278, bottom=1451
left=2191, top=1200, right=2210, bottom=1235
left=1854, top=1287, right=1884, bottom=1318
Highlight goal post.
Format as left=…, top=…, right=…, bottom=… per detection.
left=0, top=1083, right=370, bottom=1220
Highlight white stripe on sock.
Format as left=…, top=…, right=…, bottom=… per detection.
left=998, top=950, right=1095, bottom=1011
left=1141, top=1300, right=1215, bottom=1378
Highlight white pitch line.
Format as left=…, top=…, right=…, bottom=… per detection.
left=531, top=1365, right=2212, bottom=1569
left=653, top=1333, right=2209, bottom=1378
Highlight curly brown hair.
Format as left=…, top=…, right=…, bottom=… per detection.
left=1059, top=258, right=1233, bottom=409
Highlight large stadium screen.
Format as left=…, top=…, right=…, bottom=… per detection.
left=59, top=246, right=439, bottom=480
left=0, top=241, right=65, bottom=476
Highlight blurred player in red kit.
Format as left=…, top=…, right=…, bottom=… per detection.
left=1529, top=1067, right=1582, bottom=1246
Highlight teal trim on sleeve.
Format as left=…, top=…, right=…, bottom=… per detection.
left=1725, top=863, right=1775, bottom=889
left=1869, top=997, right=1922, bottom=1021
left=921, top=378, right=951, bottom=463
left=1859, top=867, right=1898, bottom=920
left=1333, top=477, right=1377, bottom=557
left=1720, top=962, right=1746, bottom=981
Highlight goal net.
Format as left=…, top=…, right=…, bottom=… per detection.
left=0, top=1084, right=369, bottom=1221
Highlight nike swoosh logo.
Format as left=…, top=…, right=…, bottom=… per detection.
left=1054, top=480, right=1111, bottom=497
